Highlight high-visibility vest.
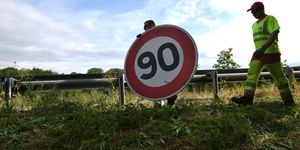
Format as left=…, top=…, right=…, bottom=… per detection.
left=252, top=15, right=280, bottom=54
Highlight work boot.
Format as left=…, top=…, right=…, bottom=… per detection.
left=284, top=100, right=295, bottom=106
left=231, top=96, right=253, bottom=105
left=281, top=94, right=295, bottom=106
left=167, top=95, right=178, bottom=106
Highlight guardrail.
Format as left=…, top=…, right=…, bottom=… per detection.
left=1, top=67, right=299, bottom=108
left=1, top=75, right=119, bottom=108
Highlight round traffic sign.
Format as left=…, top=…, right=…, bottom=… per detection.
left=125, top=25, right=198, bottom=100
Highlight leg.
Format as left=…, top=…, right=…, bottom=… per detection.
left=244, top=60, right=264, bottom=99
left=231, top=60, right=264, bottom=105
left=167, top=94, right=178, bottom=106
left=265, top=62, right=294, bottom=105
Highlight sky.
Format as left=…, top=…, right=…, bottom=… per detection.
left=0, top=0, right=300, bottom=74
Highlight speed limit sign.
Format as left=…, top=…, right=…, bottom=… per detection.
left=125, top=25, right=198, bottom=100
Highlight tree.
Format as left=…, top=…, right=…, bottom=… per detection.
left=29, top=67, right=57, bottom=76
left=87, top=68, right=103, bottom=74
left=0, top=67, right=58, bottom=77
left=105, top=68, right=124, bottom=77
left=0, top=67, right=19, bottom=77
left=213, top=48, right=240, bottom=69
left=70, top=72, right=79, bottom=75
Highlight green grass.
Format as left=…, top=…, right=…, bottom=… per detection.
left=0, top=87, right=300, bottom=149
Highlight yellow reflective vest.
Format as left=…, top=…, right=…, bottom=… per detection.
left=252, top=15, right=280, bottom=54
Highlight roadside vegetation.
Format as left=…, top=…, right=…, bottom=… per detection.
left=0, top=53, right=299, bottom=149
left=0, top=81, right=299, bottom=149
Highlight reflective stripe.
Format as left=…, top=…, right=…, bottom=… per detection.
left=254, top=37, right=269, bottom=42
left=278, top=83, right=290, bottom=90
left=246, top=82, right=256, bottom=88
left=253, top=32, right=269, bottom=36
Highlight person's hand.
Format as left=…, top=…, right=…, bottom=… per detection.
left=136, top=34, right=142, bottom=38
left=253, top=47, right=265, bottom=57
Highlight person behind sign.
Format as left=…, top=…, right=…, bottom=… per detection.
left=231, top=2, right=295, bottom=106
left=137, top=20, right=178, bottom=106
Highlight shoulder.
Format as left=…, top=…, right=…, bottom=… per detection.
left=266, top=15, right=280, bottom=32
left=266, top=15, right=278, bottom=21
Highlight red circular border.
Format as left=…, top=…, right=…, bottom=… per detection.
left=125, top=25, right=197, bottom=100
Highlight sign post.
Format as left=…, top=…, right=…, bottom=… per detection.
left=125, top=25, right=198, bottom=100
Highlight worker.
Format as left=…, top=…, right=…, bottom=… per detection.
left=231, top=2, right=295, bottom=106
left=136, top=20, right=178, bottom=106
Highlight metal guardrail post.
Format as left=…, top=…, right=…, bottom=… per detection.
left=210, top=71, right=219, bottom=99
left=118, top=74, right=125, bottom=106
left=4, top=78, right=14, bottom=108
left=284, top=67, right=295, bottom=89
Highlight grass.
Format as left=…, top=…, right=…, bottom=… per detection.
left=0, top=83, right=300, bottom=149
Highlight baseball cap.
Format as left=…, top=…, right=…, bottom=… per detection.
left=247, top=1, right=264, bottom=12
left=144, top=20, right=155, bottom=30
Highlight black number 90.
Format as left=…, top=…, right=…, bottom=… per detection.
left=137, top=42, right=180, bottom=80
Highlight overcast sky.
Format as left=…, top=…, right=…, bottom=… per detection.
left=1, top=0, right=299, bottom=74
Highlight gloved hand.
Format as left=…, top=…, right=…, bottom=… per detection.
left=253, top=47, right=266, bottom=57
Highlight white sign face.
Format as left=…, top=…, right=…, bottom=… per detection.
left=134, top=36, right=184, bottom=87
left=125, top=25, right=198, bottom=100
